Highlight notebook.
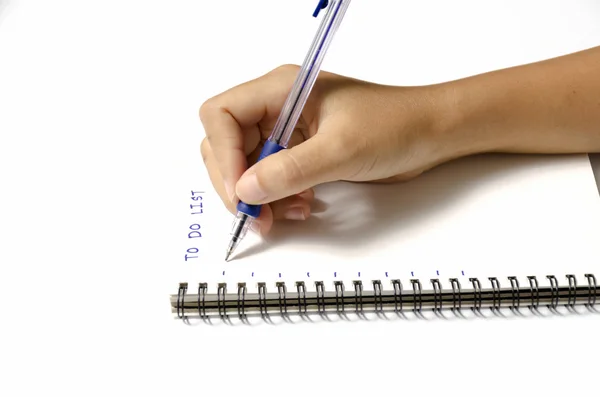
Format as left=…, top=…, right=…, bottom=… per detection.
left=170, top=136, right=600, bottom=324
left=161, top=0, right=600, bottom=324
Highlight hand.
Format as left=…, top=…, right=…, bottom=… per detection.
left=199, top=64, right=473, bottom=235
left=201, top=47, right=600, bottom=236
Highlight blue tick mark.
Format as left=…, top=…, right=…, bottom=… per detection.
left=279, top=273, right=281, bottom=278
left=222, top=271, right=225, bottom=276
left=358, top=272, right=361, bottom=277
left=411, top=271, right=414, bottom=277
left=252, top=272, right=254, bottom=277
left=462, top=270, right=465, bottom=276
left=436, top=270, right=439, bottom=276
left=385, top=272, right=388, bottom=277
left=307, top=272, right=310, bottom=277
left=334, top=272, right=337, bottom=277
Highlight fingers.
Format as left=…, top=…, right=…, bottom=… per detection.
left=202, top=139, right=314, bottom=234
left=269, top=193, right=312, bottom=221
left=199, top=65, right=300, bottom=199
left=201, top=138, right=236, bottom=212
left=258, top=191, right=313, bottom=236
left=235, top=131, right=350, bottom=204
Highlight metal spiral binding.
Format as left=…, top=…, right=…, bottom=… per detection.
left=295, top=281, right=307, bottom=316
left=258, top=282, right=268, bottom=319
left=392, top=279, right=402, bottom=312
left=353, top=280, right=363, bottom=316
left=470, top=278, right=482, bottom=313
left=217, top=283, right=227, bottom=320
left=373, top=280, right=383, bottom=313
left=527, top=276, right=539, bottom=310
left=431, top=279, right=442, bottom=313
left=566, top=274, right=577, bottom=309
left=449, top=278, right=461, bottom=312
left=177, top=282, right=187, bottom=320
left=172, top=272, right=599, bottom=322
left=585, top=274, right=597, bottom=308
left=489, top=277, right=501, bottom=313
left=411, top=279, right=422, bottom=314
left=276, top=282, right=288, bottom=317
left=198, top=282, right=207, bottom=319
left=547, top=275, right=559, bottom=310
left=315, top=281, right=325, bottom=315
left=237, top=283, right=247, bottom=321
left=334, top=281, right=345, bottom=314
left=508, top=276, right=520, bottom=311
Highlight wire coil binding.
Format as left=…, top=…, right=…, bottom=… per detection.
left=172, top=273, right=599, bottom=323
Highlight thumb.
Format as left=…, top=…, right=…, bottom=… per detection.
left=235, top=134, right=348, bottom=204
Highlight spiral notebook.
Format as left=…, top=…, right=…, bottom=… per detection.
left=170, top=149, right=600, bottom=324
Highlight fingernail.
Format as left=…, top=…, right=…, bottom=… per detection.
left=298, top=190, right=310, bottom=199
left=236, top=173, right=267, bottom=203
left=284, top=207, right=306, bottom=220
left=224, top=181, right=236, bottom=203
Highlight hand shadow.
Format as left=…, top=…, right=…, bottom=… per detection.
left=237, top=153, right=562, bottom=257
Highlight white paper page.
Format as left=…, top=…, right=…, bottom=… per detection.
left=174, top=142, right=600, bottom=316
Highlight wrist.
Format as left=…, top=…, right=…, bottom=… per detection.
left=427, top=79, right=507, bottom=160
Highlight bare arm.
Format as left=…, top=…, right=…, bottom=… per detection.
left=437, top=45, right=600, bottom=158
left=200, top=46, right=600, bottom=232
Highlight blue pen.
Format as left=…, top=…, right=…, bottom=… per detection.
left=225, top=0, right=351, bottom=261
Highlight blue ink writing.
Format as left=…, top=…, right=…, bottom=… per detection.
left=184, top=247, right=199, bottom=261
left=462, top=270, right=465, bottom=276
left=436, top=270, right=439, bottom=276
left=190, top=202, right=203, bottom=215
left=184, top=190, right=205, bottom=262
left=191, top=191, right=204, bottom=214
left=188, top=224, right=201, bottom=239
left=411, top=271, right=414, bottom=277
left=385, top=272, right=388, bottom=277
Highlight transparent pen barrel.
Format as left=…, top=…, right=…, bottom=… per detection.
left=269, top=0, right=351, bottom=146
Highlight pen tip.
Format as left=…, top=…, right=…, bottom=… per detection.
left=225, top=251, right=231, bottom=262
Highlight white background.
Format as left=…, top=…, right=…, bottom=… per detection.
left=1, top=1, right=600, bottom=396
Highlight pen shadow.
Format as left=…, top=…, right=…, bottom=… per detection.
left=236, top=153, right=568, bottom=257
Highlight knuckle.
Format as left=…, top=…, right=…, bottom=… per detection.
left=198, top=97, right=217, bottom=123
left=278, top=151, right=305, bottom=190
left=270, top=64, right=300, bottom=76
left=200, top=138, right=211, bottom=164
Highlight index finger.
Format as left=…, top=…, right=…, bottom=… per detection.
left=198, top=65, right=299, bottom=199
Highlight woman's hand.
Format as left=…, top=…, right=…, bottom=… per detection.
left=199, top=64, right=470, bottom=235
left=200, top=46, right=600, bottom=235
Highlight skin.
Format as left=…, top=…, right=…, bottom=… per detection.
left=200, top=45, right=600, bottom=235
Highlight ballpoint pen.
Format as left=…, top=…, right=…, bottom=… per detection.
left=225, top=0, right=352, bottom=261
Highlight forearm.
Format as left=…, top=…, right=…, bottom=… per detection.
left=438, top=45, right=600, bottom=157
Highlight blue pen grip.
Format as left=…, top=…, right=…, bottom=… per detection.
left=236, top=141, right=285, bottom=218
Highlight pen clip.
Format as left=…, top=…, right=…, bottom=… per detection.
left=312, top=0, right=329, bottom=18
